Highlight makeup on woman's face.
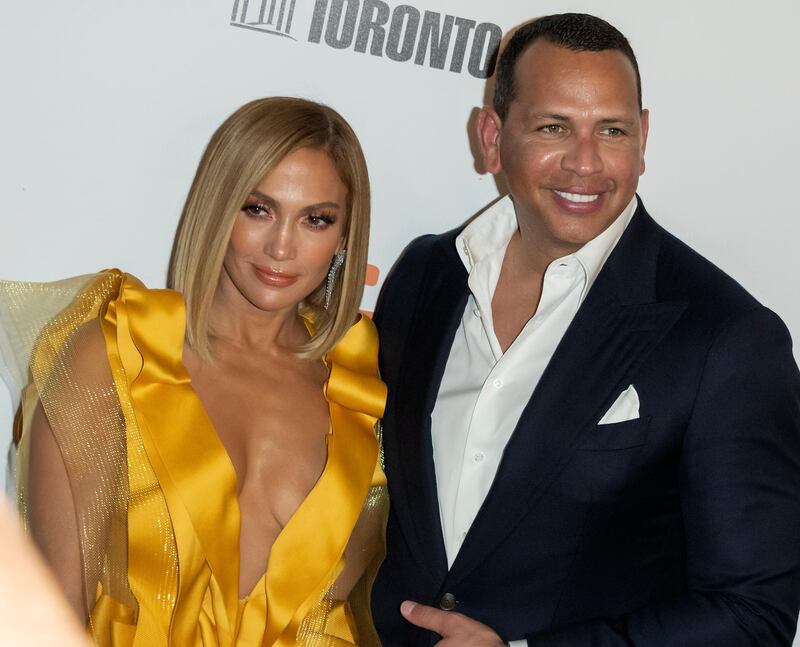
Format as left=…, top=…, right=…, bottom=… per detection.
left=221, top=147, right=347, bottom=315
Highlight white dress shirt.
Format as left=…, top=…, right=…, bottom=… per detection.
left=430, top=195, right=637, bottom=569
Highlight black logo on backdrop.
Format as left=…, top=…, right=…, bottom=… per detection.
left=231, top=0, right=298, bottom=40
left=230, top=0, right=502, bottom=78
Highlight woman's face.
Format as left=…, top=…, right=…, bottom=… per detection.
left=221, top=147, right=347, bottom=315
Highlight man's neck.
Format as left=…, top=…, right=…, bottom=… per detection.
left=491, top=232, right=547, bottom=352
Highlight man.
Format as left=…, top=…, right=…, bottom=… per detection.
left=371, top=13, right=800, bottom=646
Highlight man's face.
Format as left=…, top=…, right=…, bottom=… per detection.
left=481, top=40, right=648, bottom=259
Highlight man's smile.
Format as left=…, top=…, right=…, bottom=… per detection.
left=552, top=190, right=600, bottom=203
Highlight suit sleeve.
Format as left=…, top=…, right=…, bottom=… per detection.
left=373, top=234, right=436, bottom=381
left=528, top=307, right=800, bottom=647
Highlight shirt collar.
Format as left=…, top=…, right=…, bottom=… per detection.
left=456, top=194, right=637, bottom=301
left=455, top=196, right=518, bottom=270
left=572, top=195, right=637, bottom=300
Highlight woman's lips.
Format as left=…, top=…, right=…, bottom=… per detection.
left=253, top=265, right=299, bottom=287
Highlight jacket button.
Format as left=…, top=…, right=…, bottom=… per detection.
left=438, top=593, right=457, bottom=611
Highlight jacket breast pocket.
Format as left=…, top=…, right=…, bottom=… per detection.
left=578, top=416, right=651, bottom=451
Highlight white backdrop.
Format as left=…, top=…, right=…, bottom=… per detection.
left=1, top=0, right=799, bottom=636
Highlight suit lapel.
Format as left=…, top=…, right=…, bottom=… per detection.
left=390, top=234, right=468, bottom=580
left=448, top=202, right=688, bottom=582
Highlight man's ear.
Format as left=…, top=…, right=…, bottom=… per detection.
left=476, top=107, right=503, bottom=174
left=639, top=108, right=650, bottom=176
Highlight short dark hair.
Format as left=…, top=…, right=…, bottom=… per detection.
left=493, top=13, right=642, bottom=120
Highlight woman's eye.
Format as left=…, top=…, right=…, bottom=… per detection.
left=306, top=214, right=336, bottom=229
left=242, top=204, right=271, bottom=218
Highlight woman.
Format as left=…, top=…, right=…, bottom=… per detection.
left=0, top=97, right=387, bottom=646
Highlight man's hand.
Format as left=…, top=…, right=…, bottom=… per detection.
left=400, top=600, right=507, bottom=646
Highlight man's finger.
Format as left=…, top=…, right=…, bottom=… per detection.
left=400, top=600, right=455, bottom=634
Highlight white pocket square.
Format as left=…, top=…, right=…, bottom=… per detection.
left=598, top=384, right=640, bottom=425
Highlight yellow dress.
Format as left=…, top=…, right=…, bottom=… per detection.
left=1, top=270, right=388, bottom=647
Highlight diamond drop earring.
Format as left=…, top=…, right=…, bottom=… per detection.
left=324, top=249, right=346, bottom=310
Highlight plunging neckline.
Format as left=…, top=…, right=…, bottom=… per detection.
left=182, top=357, right=334, bottom=601
left=111, top=273, right=385, bottom=643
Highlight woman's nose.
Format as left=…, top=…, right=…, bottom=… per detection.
left=265, top=221, right=296, bottom=261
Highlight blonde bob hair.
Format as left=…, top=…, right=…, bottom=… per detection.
left=167, top=97, right=370, bottom=361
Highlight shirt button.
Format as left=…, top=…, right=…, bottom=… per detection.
left=473, top=452, right=485, bottom=463
left=473, top=308, right=481, bottom=317
left=493, top=378, right=503, bottom=389
left=439, top=592, right=458, bottom=611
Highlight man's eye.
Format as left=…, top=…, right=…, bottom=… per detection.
left=539, top=124, right=565, bottom=134
left=602, top=127, right=626, bottom=137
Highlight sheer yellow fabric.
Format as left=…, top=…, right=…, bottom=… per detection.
left=2, top=270, right=388, bottom=647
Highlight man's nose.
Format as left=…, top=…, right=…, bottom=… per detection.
left=265, top=221, right=296, bottom=261
left=561, top=135, right=604, bottom=176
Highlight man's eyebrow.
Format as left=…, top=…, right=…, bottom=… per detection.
left=598, top=117, right=637, bottom=126
left=526, top=113, right=637, bottom=126
left=529, top=112, right=570, bottom=121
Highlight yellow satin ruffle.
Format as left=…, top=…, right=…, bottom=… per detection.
left=17, top=270, right=387, bottom=647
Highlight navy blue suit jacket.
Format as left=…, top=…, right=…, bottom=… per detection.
left=371, top=199, right=800, bottom=646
